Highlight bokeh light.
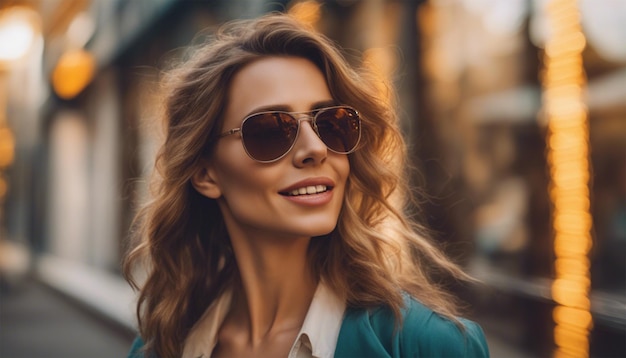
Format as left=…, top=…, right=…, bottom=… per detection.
left=541, top=0, right=594, bottom=356
left=0, top=6, right=40, bottom=63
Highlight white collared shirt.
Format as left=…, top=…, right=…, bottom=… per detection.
left=182, top=283, right=346, bottom=358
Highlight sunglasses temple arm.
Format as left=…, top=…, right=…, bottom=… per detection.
left=218, top=128, right=242, bottom=138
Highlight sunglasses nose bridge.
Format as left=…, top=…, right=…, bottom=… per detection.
left=293, top=114, right=327, bottom=150
left=295, top=114, right=318, bottom=132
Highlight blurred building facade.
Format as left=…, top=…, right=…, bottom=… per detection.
left=1, top=0, right=624, bottom=357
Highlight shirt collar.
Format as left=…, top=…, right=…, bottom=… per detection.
left=182, top=289, right=233, bottom=358
left=182, top=282, right=345, bottom=358
left=290, top=282, right=346, bottom=358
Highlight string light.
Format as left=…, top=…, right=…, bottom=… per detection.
left=541, top=0, right=593, bottom=357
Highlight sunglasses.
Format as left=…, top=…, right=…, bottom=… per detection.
left=217, top=105, right=361, bottom=162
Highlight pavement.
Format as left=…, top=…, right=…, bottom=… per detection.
left=0, top=278, right=135, bottom=358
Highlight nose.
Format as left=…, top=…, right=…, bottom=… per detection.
left=291, top=119, right=327, bottom=167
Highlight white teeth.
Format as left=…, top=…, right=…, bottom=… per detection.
left=288, top=185, right=328, bottom=196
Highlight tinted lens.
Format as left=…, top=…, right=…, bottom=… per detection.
left=241, top=112, right=298, bottom=161
left=315, top=107, right=361, bottom=153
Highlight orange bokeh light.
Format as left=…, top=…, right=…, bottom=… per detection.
left=542, top=0, right=593, bottom=356
left=51, top=49, right=96, bottom=100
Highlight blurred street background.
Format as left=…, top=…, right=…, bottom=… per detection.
left=0, top=0, right=624, bottom=357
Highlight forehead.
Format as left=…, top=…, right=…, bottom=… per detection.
left=223, top=56, right=333, bottom=124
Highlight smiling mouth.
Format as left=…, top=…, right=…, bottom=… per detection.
left=281, top=185, right=331, bottom=196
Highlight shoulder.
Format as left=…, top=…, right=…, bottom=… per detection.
left=335, top=296, right=489, bottom=358
left=398, top=298, right=489, bottom=357
left=127, top=336, right=155, bottom=358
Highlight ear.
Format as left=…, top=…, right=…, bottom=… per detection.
left=191, top=161, right=222, bottom=199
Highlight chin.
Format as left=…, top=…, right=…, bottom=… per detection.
left=267, top=206, right=343, bottom=238
left=305, top=222, right=338, bottom=238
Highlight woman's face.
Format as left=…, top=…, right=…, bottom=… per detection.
left=198, top=56, right=350, bottom=241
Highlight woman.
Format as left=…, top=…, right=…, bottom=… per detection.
left=125, top=13, right=489, bottom=358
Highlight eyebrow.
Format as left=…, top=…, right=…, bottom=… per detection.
left=244, top=99, right=339, bottom=118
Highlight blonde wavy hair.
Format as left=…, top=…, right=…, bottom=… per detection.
left=124, top=13, right=471, bottom=358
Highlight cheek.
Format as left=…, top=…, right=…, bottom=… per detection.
left=338, top=156, right=351, bottom=186
left=213, top=160, right=280, bottom=215
left=217, top=164, right=271, bottom=199
left=330, top=156, right=350, bottom=211
left=212, top=143, right=265, bottom=193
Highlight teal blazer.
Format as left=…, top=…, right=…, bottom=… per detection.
left=334, top=296, right=489, bottom=357
left=128, top=296, right=489, bottom=357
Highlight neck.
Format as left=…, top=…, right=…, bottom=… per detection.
left=228, top=232, right=317, bottom=346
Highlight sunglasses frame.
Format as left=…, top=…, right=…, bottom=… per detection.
left=217, top=105, right=362, bottom=163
